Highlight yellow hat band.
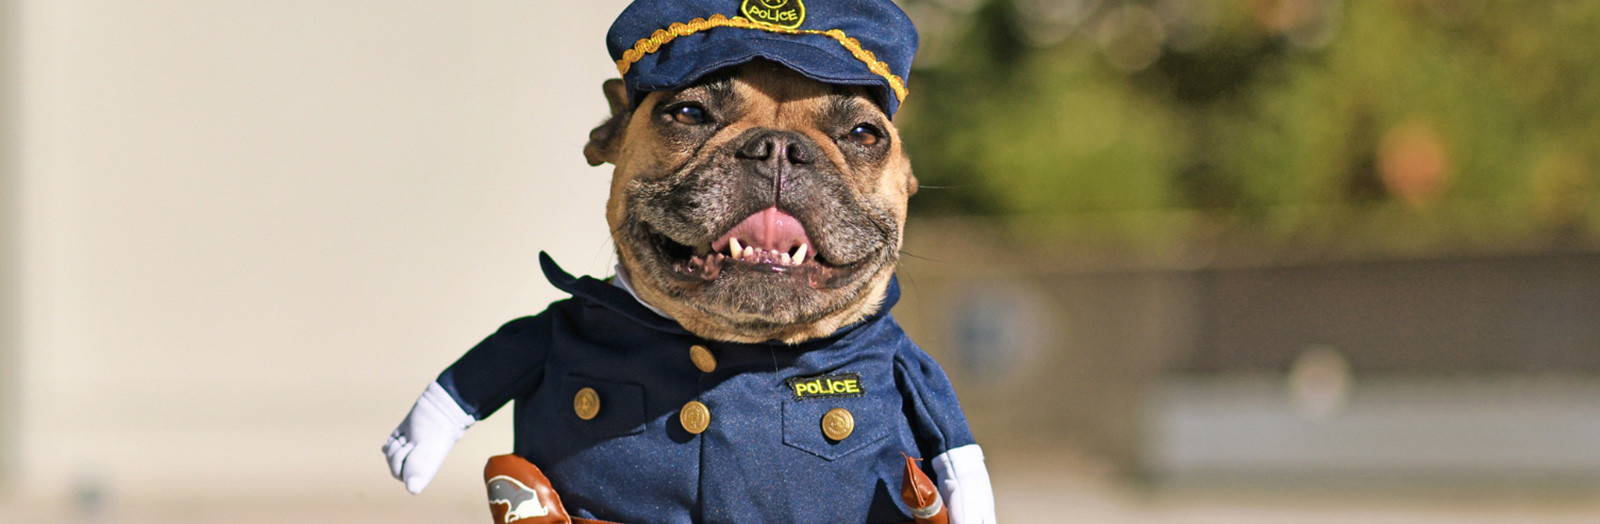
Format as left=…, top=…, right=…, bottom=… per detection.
left=614, top=14, right=907, bottom=103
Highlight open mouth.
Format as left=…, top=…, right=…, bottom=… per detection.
left=649, top=207, right=830, bottom=281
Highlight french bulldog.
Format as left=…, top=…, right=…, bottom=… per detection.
left=385, top=3, right=994, bottom=523
left=585, top=59, right=916, bottom=345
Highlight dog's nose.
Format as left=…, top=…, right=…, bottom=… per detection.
left=735, top=129, right=815, bottom=165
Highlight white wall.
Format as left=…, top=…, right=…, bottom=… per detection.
left=1, top=0, right=19, bottom=494
left=11, top=1, right=627, bottom=502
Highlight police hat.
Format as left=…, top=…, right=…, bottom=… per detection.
left=607, top=0, right=919, bottom=116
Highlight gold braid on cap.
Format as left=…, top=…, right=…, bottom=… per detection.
left=614, top=14, right=907, bottom=103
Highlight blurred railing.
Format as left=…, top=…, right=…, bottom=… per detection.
left=895, top=218, right=1600, bottom=488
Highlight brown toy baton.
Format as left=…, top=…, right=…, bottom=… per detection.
left=484, top=454, right=573, bottom=524
left=902, top=454, right=949, bottom=524
left=483, top=455, right=621, bottom=524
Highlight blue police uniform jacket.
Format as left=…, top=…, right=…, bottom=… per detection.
left=436, top=253, right=977, bottom=523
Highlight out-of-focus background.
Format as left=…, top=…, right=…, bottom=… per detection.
left=3, top=1, right=1599, bottom=522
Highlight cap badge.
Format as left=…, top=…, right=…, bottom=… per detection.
left=740, top=0, right=805, bottom=29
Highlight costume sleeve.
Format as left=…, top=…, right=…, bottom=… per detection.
left=894, top=344, right=977, bottom=459
left=896, top=344, right=995, bottom=524
left=435, top=310, right=555, bottom=420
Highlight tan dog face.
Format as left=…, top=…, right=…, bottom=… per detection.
left=585, top=61, right=917, bottom=344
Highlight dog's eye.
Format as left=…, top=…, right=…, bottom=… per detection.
left=845, top=124, right=883, bottom=147
left=665, top=103, right=711, bottom=125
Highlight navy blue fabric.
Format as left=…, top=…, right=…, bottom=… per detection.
left=607, top=0, right=919, bottom=115
left=435, top=253, right=976, bottom=523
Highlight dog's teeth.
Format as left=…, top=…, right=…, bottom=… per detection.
left=780, top=252, right=792, bottom=265
left=793, top=244, right=808, bottom=265
left=729, top=238, right=743, bottom=258
left=743, top=246, right=755, bottom=260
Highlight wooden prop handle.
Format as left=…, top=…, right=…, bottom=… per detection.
left=901, top=454, right=949, bottom=524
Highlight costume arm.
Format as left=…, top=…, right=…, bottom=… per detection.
left=435, top=314, right=554, bottom=419
left=932, top=444, right=995, bottom=523
left=896, top=346, right=996, bottom=524
left=385, top=312, right=555, bottom=493
left=384, top=381, right=477, bottom=493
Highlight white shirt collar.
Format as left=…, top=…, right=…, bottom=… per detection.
left=611, top=263, right=673, bottom=319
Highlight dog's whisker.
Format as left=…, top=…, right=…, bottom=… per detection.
left=898, top=249, right=941, bottom=263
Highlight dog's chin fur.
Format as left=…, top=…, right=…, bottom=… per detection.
left=586, top=62, right=917, bottom=345
left=633, top=264, right=896, bottom=344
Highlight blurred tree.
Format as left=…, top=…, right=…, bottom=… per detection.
left=897, top=0, right=1600, bottom=249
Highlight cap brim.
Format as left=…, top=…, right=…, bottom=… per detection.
left=628, top=31, right=897, bottom=113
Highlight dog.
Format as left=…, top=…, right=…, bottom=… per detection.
left=385, top=2, right=993, bottom=523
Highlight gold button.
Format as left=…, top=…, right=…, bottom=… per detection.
left=821, top=407, right=854, bottom=441
left=680, top=400, right=710, bottom=434
left=689, top=344, right=717, bottom=373
left=573, top=387, right=600, bottom=421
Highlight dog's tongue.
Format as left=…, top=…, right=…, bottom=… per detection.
left=717, top=207, right=812, bottom=254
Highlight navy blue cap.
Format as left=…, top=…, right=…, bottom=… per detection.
left=607, top=0, right=919, bottom=116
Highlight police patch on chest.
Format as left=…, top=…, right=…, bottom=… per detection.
left=786, top=372, right=863, bottom=400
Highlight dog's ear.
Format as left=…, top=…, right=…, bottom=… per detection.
left=584, top=79, right=632, bottom=166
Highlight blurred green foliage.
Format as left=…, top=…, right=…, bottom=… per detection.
left=897, top=0, right=1600, bottom=250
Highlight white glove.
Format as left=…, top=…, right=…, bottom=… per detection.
left=384, top=381, right=475, bottom=494
left=932, top=444, right=996, bottom=524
